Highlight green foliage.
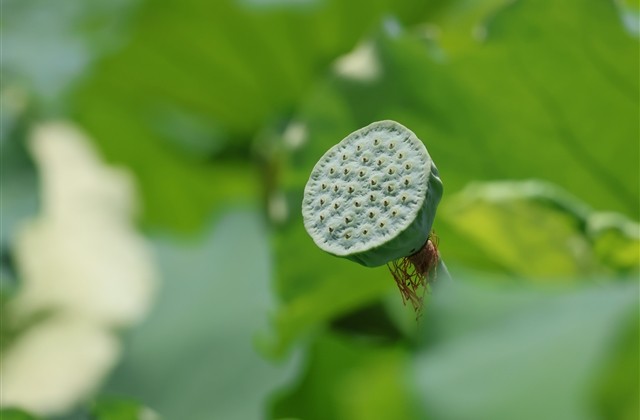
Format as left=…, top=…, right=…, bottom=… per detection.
left=413, top=279, right=639, bottom=420
left=0, top=408, right=39, bottom=420
left=90, top=397, right=149, bottom=420
left=103, top=211, right=298, bottom=420
left=2, top=0, right=638, bottom=418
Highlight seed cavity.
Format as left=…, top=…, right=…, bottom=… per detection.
left=320, top=215, right=325, bottom=221
left=320, top=199, right=325, bottom=205
left=362, top=157, right=369, bottom=163
left=345, top=233, right=351, bottom=239
left=357, top=145, right=362, bottom=151
left=355, top=201, right=361, bottom=207
left=374, top=139, right=379, bottom=145
left=334, top=185, right=339, bottom=192
left=345, top=217, right=351, bottom=223
left=389, top=143, right=394, bottom=149
left=359, top=171, right=365, bottom=177
left=383, top=200, right=389, bottom=207
left=368, top=211, right=374, bottom=218
left=371, top=179, right=377, bottom=186
left=387, top=185, right=394, bottom=192
left=329, top=227, right=334, bottom=233
left=344, top=168, right=348, bottom=175
left=379, top=222, right=385, bottom=227
left=404, top=179, right=410, bottom=186
left=398, top=153, right=403, bottom=159
left=388, top=168, right=395, bottom=175
left=348, top=186, right=354, bottom=193
left=401, top=196, right=407, bottom=202
left=363, top=230, right=368, bottom=235
left=377, top=159, right=382, bottom=166
left=392, top=211, right=397, bottom=216
left=405, top=164, right=411, bottom=170
left=334, top=203, right=339, bottom=209
left=342, top=154, right=347, bottom=160
left=370, top=194, right=376, bottom=201
left=330, top=168, right=335, bottom=174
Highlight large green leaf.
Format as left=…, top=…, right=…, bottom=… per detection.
left=68, top=0, right=435, bottom=231
left=412, top=278, right=639, bottom=420
left=270, top=0, right=638, bottom=353
left=439, top=180, right=640, bottom=279
left=296, top=0, right=639, bottom=218
left=272, top=331, right=421, bottom=420
left=104, top=210, right=299, bottom=419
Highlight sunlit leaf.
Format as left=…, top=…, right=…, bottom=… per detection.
left=440, top=180, right=640, bottom=279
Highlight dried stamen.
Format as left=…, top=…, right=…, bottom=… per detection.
left=387, top=232, right=439, bottom=319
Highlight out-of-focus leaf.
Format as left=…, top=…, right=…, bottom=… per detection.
left=412, top=278, right=639, bottom=420
left=296, top=0, right=639, bottom=219
left=2, top=0, right=138, bottom=109
left=91, top=396, right=156, bottom=420
left=271, top=0, right=637, bottom=354
left=267, top=217, right=401, bottom=355
left=440, top=180, right=640, bottom=278
left=272, top=331, right=421, bottom=420
left=69, top=0, right=434, bottom=231
left=104, top=210, right=299, bottom=420
left=0, top=408, right=39, bottom=420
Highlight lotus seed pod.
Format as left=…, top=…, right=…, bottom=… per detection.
left=302, top=120, right=443, bottom=267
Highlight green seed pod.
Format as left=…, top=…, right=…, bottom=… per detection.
left=302, top=120, right=443, bottom=267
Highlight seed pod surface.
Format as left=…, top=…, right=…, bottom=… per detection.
left=302, top=120, right=442, bottom=267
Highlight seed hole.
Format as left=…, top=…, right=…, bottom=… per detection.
left=362, top=157, right=369, bottom=163
left=329, top=227, right=334, bottom=233
left=401, top=196, right=407, bottom=202
left=371, top=179, right=377, bottom=186
left=405, top=164, right=411, bottom=170
left=330, top=168, right=335, bottom=174
left=357, top=145, right=362, bottom=151
left=345, top=217, right=351, bottom=223
left=389, top=143, right=395, bottom=149
left=388, top=168, right=395, bottom=175
left=404, top=179, right=410, bottom=186
left=383, top=200, right=389, bottom=207
left=322, top=183, right=326, bottom=190
left=344, top=168, right=348, bottom=175
left=387, top=185, right=394, bottom=192
left=334, top=203, right=339, bottom=209
left=363, top=230, right=368, bottom=235
left=320, top=199, right=325, bottom=205
left=370, top=194, right=376, bottom=201
left=345, top=233, right=351, bottom=239
left=320, top=215, right=325, bottom=221
left=342, top=154, right=347, bottom=160
left=334, top=185, right=339, bottom=192
left=392, top=211, right=397, bottom=216
left=379, top=222, right=385, bottom=228
left=377, top=159, right=382, bottom=166
left=355, top=201, right=361, bottom=207
left=374, top=139, right=379, bottom=145
left=368, top=212, right=374, bottom=218
left=348, top=186, right=354, bottom=193
left=359, top=171, right=365, bottom=177
left=398, top=153, right=403, bottom=159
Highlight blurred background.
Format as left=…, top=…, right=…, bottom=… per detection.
left=1, top=0, right=639, bottom=419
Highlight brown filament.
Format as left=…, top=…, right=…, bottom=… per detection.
left=387, top=232, right=439, bottom=319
